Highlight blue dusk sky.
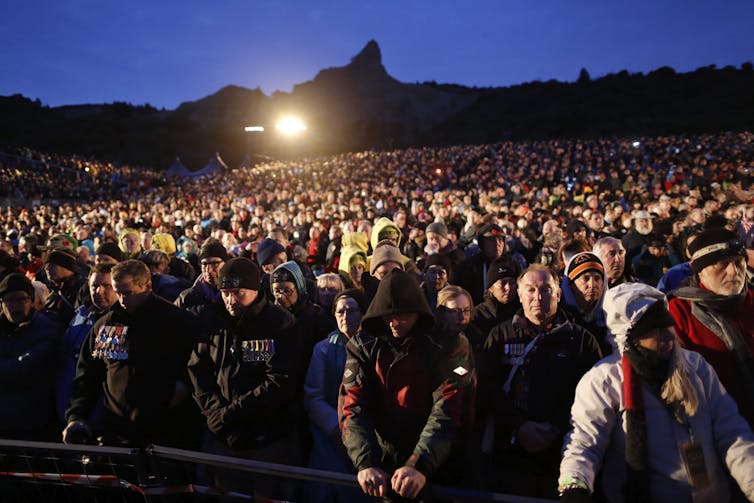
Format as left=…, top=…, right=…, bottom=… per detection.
left=2, top=0, right=753, bottom=109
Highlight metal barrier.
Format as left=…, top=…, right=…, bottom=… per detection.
left=0, top=439, right=556, bottom=502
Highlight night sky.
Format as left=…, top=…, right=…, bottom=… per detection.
left=3, top=0, right=753, bottom=110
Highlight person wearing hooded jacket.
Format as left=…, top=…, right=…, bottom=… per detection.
left=338, top=269, right=475, bottom=502
left=271, top=260, right=334, bottom=360
left=559, top=282, right=754, bottom=503
left=560, top=252, right=612, bottom=354
left=480, top=264, right=603, bottom=497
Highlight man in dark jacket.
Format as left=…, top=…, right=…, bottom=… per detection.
left=187, top=257, right=303, bottom=500
left=338, top=269, right=475, bottom=501
left=470, top=255, right=521, bottom=349
left=480, top=264, right=602, bottom=498
left=42, top=247, right=89, bottom=325
left=457, top=223, right=510, bottom=304
left=175, top=238, right=228, bottom=316
left=0, top=273, right=60, bottom=440
left=63, top=260, right=198, bottom=448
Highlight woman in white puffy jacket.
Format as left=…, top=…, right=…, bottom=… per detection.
left=558, top=282, right=754, bottom=503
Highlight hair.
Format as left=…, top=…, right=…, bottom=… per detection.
left=112, top=259, right=151, bottom=286
left=437, top=285, right=473, bottom=308
left=517, top=263, right=560, bottom=291
left=555, top=238, right=591, bottom=271
left=89, top=263, right=115, bottom=279
left=662, top=347, right=699, bottom=416
left=592, top=236, right=624, bottom=255
left=316, top=272, right=344, bottom=292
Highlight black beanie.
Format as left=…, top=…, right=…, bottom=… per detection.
left=218, top=257, right=260, bottom=290
left=689, top=228, right=744, bottom=275
left=0, top=273, right=34, bottom=298
left=486, top=256, right=521, bottom=287
left=45, top=248, right=77, bottom=272
left=332, top=288, right=369, bottom=315
left=96, top=242, right=123, bottom=262
left=199, top=240, right=229, bottom=262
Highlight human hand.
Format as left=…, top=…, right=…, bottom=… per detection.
left=391, top=466, right=426, bottom=499
left=517, top=421, right=558, bottom=453
left=62, top=420, right=92, bottom=444
left=357, top=467, right=389, bottom=497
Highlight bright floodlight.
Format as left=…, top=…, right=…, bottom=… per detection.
left=632, top=141, right=641, bottom=147
left=244, top=126, right=265, bottom=132
left=276, top=117, right=307, bottom=134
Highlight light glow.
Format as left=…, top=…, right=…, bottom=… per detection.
left=275, top=117, right=307, bottom=134
left=244, top=126, right=265, bottom=132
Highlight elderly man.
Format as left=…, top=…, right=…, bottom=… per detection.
left=593, top=236, right=634, bottom=288
left=669, top=227, right=754, bottom=427
left=481, top=264, right=602, bottom=497
left=63, top=260, right=198, bottom=447
left=622, top=210, right=654, bottom=262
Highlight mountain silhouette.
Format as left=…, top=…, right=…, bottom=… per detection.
left=1, top=42, right=753, bottom=169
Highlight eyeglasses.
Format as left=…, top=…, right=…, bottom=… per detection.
left=201, top=260, right=224, bottom=268
left=335, top=307, right=360, bottom=316
left=426, top=268, right=447, bottom=277
left=445, top=307, right=472, bottom=315
left=273, top=288, right=296, bottom=297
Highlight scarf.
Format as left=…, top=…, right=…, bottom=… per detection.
left=622, top=341, right=699, bottom=503
left=672, top=285, right=754, bottom=406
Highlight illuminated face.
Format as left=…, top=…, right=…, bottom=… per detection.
left=201, top=258, right=225, bottom=288
left=571, top=271, right=604, bottom=309
left=89, top=272, right=117, bottom=310
left=634, top=218, right=653, bottom=235
left=112, top=275, right=151, bottom=313
left=334, top=297, right=362, bottom=338
left=272, top=280, right=299, bottom=310
left=519, top=270, right=561, bottom=325
left=382, top=312, right=419, bottom=338
left=221, top=288, right=259, bottom=317
left=261, top=252, right=287, bottom=275
left=424, top=266, right=448, bottom=291
left=698, top=255, right=747, bottom=296
left=426, top=232, right=448, bottom=250
left=373, top=262, right=402, bottom=281
left=596, top=242, right=626, bottom=283
left=490, top=277, right=516, bottom=304
left=443, top=295, right=472, bottom=332
left=120, top=234, right=141, bottom=254
left=350, top=263, right=365, bottom=284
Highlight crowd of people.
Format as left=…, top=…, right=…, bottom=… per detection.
left=1, top=131, right=754, bottom=502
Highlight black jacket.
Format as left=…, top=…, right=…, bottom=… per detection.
left=66, top=293, right=198, bottom=446
left=188, top=295, right=303, bottom=450
left=480, top=310, right=602, bottom=464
